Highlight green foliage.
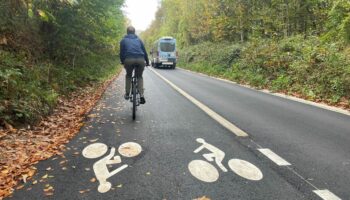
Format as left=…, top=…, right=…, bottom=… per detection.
left=341, top=16, right=350, bottom=43
left=179, top=36, right=350, bottom=103
left=322, top=0, right=350, bottom=44
left=144, top=0, right=349, bottom=105
left=142, top=0, right=334, bottom=46
left=0, top=0, right=126, bottom=125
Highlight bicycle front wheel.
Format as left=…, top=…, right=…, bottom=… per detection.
left=228, top=159, right=263, bottom=181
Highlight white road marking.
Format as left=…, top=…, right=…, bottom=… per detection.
left=188, top=160, right=219, bottom=183
left=82, top=143, right=108, bottom=159
left=118, top=142, right=142, bottom=157
left=194, top=138, right=227, bottom=172
left=258, top=148, right=291, bottom=166
left=189, top=138, right=263, bottom=183
left=272, top=93, right=350, bottom=117
left=150, top=68, right=343, bottom=198
left=228, top=159, right=263, bottom=181
left=178, top=68, right=350, bottom=117
left=149, top=68, right=248, bottom=137
left=314, top=190, right=342, bottom=200
left=83, top=142, right=143, bottom=193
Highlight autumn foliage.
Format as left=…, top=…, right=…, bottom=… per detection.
left=0, top=73, right=119, bottom=199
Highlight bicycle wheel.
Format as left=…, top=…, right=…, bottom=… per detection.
left=228, top=159, right=263, bottom=181
left=188, top=160, right=219, bottom=183
left=132, top=80, right=136, bottom=120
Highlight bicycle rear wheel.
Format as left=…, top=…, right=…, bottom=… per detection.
left=132, top=80, right=136, bottom=120
left=188, top=160, right=219, bottom=183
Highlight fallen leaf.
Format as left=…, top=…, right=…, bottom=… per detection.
left=16, top=185, right=24, bottom=190
left=88, top=114, right=97, bottom=118
left=0, top=73, right=119, bottom=199
left=89, top=139, right=99, bottom=142
left=44, top=192, right=54, bottom=196
left=59, top=160, right=67, bottom=165
left=22, top=174, right=28, bottom=183
left=194, top=196, right=211, bottom=200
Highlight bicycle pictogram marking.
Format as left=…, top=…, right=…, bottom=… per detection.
left=82, top=142, right=142, bottom=193
left=188, top=138, right=263, bottom=183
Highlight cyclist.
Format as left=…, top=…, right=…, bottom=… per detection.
left=120, top=26, right=149, bottom=104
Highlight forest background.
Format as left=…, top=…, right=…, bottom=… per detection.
left=142, top=0, right=350, bottom=109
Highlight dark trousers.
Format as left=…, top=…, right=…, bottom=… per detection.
left=124, top=57, right=145, bottom=96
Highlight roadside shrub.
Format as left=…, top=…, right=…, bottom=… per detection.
left=0, top=50, right=120, bottom=125
left=179, top=36, right=350, bottom=105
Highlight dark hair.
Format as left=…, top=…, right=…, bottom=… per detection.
left=127, top=26, right=135, bottom=34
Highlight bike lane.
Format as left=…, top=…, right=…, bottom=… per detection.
left=9, top=70, right=318, bottom=199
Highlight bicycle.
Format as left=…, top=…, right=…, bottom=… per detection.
left=130, top=68, right=141, bottom=120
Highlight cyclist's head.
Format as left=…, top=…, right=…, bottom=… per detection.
left=127, top=26, right=136, bottom=35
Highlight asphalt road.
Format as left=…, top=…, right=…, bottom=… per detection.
left=10, top=67, right=350, bottom=200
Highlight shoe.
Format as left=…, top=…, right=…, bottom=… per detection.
left=124, top=94, right=129, bottom=100
left=140, top=97, right=146, bottom=104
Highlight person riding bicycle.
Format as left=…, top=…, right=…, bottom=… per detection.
left=120, top=26, right=149, bottom=104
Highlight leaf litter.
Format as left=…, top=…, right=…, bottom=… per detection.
left=0, top=73, right=119, bottom=199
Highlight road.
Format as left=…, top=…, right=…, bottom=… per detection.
left=10, top=67, right=350, bottom=200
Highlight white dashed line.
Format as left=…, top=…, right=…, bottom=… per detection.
left=149, top=68, right=343, bottom=199
left=314, top=190, right=342, bottom=200
left=258, top=148, right=291, bottom=166
left=149, top=68, right=248, bottom=137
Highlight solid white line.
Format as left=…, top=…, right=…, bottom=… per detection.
left=149, top=68, right=248, bottom=137
left=258, top=148, right=291, bottom=166
left=313, top=190, right=342, bottom=200
left=178, top=68, right=350, bottom=117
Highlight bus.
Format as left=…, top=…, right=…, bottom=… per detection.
left=150, top=37, right=177, bottom=69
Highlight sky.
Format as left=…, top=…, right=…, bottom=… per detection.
left=122, top=0, right=161, bottom=31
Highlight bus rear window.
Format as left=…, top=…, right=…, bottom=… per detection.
left=160, top=42, right=175, bottom=52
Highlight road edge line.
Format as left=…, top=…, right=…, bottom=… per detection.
left=149, top=68, right=249, bottom=137
left=178, top=67, right=350, bottom=117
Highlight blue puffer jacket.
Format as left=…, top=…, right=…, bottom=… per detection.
left=120, top=34, right=149, bottom=65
